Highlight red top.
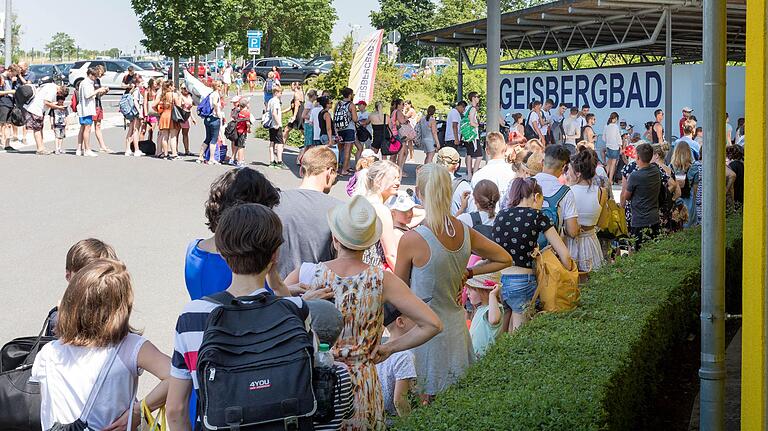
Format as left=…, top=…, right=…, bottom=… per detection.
left=679, top=117, right=686, bottom=137
left=237, top=109, right=251, bottom=134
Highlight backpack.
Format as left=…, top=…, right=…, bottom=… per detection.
left=524, top=111, right=538, bottom=140
left=530, top=246, right=580, bottom=314
left=451, top=175, right=469, bottom=194
left=460, top=106, right=478, bottom=142
left=658, top=170, right=674, bottom=216
left=261, top=108, right=273, bottom=129
left=224, top=119, right=247, bottom=141
left=119, top=93, right=138, bottom=119
left=579, top=125, right=593, bottom=143
left=14, top=84, right=35, bottom=107
left=197, top=291, right=316, bottom=431
left=333, top=101, right=351, bottom=130
left=537, top=185, right=570, bottom=249
left=197, top=93, right=214, bottom=118
left=70, top=91, right=78, bottom=112
left=469, top=212, right=494, bottom=240
left=678, top=169, right=692, bottom=199
left=265, top=78, right=273, bottom=94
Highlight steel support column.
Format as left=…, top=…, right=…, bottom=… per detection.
left=699, top=0, right=727, bottom=429
left=486, top=0, right=501, bottom=133
left=664, top=6, right=673, bottom=139
left=457, top=47, right=464, bottom=103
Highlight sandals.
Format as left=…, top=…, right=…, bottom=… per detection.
left=36, top=149, right=53, bottom=155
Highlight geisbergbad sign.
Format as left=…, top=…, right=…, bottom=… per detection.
left=500, top=64, right=745, bottom=135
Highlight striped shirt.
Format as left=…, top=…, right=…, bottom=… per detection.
left=170, top=288, right=307, bottom=390
left=314, top=362, right=355, bottom=431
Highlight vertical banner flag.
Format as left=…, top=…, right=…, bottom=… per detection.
left=348, top=30, right=384, bottom=104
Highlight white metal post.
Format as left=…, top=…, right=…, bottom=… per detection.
left=486, top=0, right=501, bottom=133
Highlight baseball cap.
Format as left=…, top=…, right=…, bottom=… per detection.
left=231, top=95, right=242, bottom=104
left=682, top=107, right=694, bottom=112
left=620, top=118, right=627, bottom=124
left=386, top=191, right=417, bottom=212
left=356, top=100, right=367, bottom=107
left=360, top=148, right=379, bottom=159
left=436, top=147, right=461, bottom=166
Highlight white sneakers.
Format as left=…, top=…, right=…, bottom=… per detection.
left=133, top=150, right=145, bottom=157
left=75, top=149, right=82, bottom=156
left=84, top=150, right=98, bottom=157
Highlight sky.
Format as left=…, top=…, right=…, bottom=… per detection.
left=16, top=0, right=377, bottom=55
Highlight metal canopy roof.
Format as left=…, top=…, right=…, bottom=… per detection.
left=413, top=0, right=746, bottom=68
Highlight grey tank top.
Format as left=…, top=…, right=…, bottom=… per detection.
left=410, top=223, right=471, bottom=309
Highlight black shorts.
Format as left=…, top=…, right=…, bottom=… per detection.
left=269, top=127, right=284, bottom=144
left=463, top=140, right=483, bottom=158
left=339, top=129, right=356, bottom=143
left=0, top=105, right=11, bottom=124
left=444, top=140, right=457, bottom=149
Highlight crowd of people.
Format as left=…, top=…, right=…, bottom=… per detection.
left=10, top=57, right=748, bottom=430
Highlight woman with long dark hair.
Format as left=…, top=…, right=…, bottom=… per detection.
left=418, top=105, right=439, bottom=164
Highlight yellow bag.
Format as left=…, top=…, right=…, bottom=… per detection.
left=141, top=400, right=167, bottom=431
left=597, top=187, right=628, bottom=237
left=531, top=246, right=580, bottom=312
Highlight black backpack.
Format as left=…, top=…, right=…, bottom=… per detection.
left=333, top=101, right=351, bottom=130
left=197, top=292, right=316, bottom=431
left=469, top=212, right=494, bottom=240
left=658, top=170, right=674, bottom=216
left=523, top=111, right=538, bottom=140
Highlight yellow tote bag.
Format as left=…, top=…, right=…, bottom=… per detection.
left=141, top=400, right=167, bottom=431
left=531, top=246, right=580, bottom=312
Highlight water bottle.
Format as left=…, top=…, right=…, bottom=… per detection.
left=316, top=343, right=334, bottom=368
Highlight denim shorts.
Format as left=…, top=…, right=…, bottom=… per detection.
left=339, top=129, right=356, bottom=143
left=607, top=148, right=621, bottom=160
left=501, top=273, right=538, bottom=313
left=304, top=124, right=315, bottom=147
left=319, top=134, right=330, bottom=145
left=79, top=116, right=93, bottom=126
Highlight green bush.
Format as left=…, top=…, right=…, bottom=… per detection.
left=253, top=111, right=304, bottom=148
left=395, top=218, right=743, bottom=430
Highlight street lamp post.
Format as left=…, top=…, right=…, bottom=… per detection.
left=4, top=0, right=11, bottom=67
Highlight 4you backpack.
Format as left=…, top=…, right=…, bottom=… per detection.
left=333, top=101, right=351, bottom=131
left=197, top=292, right=316, bottom=431
left=537, top=185, right=570, bottom=249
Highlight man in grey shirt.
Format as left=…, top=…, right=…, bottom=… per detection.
left=622, top=143, right=661, bottom=250
left=274, top=146, right=341, bottom=278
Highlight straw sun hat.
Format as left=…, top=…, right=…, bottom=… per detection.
left=327, top=195, right=383, bottom=251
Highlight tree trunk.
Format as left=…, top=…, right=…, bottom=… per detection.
left=173, top=56, right=180, bottom=88
left=264, top=30, right=271, bottom=58
left=193, top=55, right=199, bottom=78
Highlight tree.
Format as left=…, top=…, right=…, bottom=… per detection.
left=45, top=32, right=75, bottom=60
left=370, top=0, right=434, bottom=62
left=220, top=0, right=336, bottom=58
left=106, top=48, right=120, bottom=58
left=132, top=0, right=226, bottom=84
left=434, top=0, right=485, bottom=29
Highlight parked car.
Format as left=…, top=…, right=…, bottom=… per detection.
left=241, top=57, right=325, bottom=84
left=55, top=62, right=75, bottom=77
left=395, top=63, right=419, bottom=79
left=305, top=55, right=332, bottom=68
left=68, top=59, right=163, bottom=89
left=28, top=64, right=65, bottom=85
left=419, top=57, right=452, bottom=76
left=318, top=61, right=335, bottom=73
left=133, top=60, right=167, bottom=74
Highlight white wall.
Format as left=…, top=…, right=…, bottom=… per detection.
left=499, top=64, right=745, bottom=136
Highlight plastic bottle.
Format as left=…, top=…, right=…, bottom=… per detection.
left=317, top=343, right=334, bottom=368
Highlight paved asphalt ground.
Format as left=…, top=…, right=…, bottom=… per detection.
left=0, top=90, right=426, bottom=395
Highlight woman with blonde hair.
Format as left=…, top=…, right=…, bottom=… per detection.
left=197, top=81, right=224, bottom=164
left=153, top=80, right=181, bottom=159
left=526, top=138, right=544, bottom=153
left=670, top=140, right=699, bottom=228
left=395, top=163, right=511, bottom=401
left=363, top=160, right=402, bottom=269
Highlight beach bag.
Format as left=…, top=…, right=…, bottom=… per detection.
left=356, top=124, right=371, bottom=142
left=142, top=400, right=167, bottom=431
left=0, top=314, right=56, bottom=431
left=203, top=141, right=227, bottom=162
left=333, top=101, right=351, bottom=130
left=9, top=107, right=25, bottom=126
left=197, top=291, right=316, bottom=431
left=138, top=140, right=155, bottom=156
left=224, top=119, right=245, bottom=142
left=537, top=185, right=570, bottom=248
left=531, top=246, right=580, bottom=313
left=460, top=106, right=478, bottom=142
left=524, top=111, right=538, bottom=140
left=261, top=110, right=273, bottom=129
left=380, top=115, right=402, bottom=156
left=597, top=187, right=628, bottom=238
left=172, top=105, right=190, bottom=123
left=197, top=93, right=214, bottom=118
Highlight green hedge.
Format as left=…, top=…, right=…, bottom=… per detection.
left=395, top=217, right=743, bottom=431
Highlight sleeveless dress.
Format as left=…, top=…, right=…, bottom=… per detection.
left=309, top=262, right=386, bottom=431
left=158, top=94, right=173, bottom=130
left=410, top=224, right=473, bottom=395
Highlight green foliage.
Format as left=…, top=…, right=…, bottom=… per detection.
left=221, top=0, right=336, bottom=58
left=313, top=36, right=354, bottom=100
left=434, top=0, right=486, bottom=29
left=371, top=60, right=414, bottom=105
left=253, top=111, right=304, bottom=148
left=131, top=0, right=225, bottom=58
left=395, top=217, right=744, bottom=431
left=370, top=0, right=434, bottom=62
left=45, top=32, right=75, bottom=60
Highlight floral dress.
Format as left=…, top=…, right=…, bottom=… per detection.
left=309, top=262, right=386, bottom=431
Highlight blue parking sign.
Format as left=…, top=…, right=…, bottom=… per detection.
left=247, top=30, right=263, bottom=54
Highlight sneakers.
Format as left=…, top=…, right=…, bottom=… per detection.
left=134, top=150, right=145, bottom=157
left=54, top=149, right=64, bottom=155
left=84, top=150, right=99, bottom=157
left=3, top=146, right=13, bottom=152
left=277, top=161, right=289, bottom=170
left=75, top=149, right=82, bottom=156
left=125, top=151, right=133, bottom=156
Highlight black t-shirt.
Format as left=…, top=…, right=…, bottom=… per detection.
left=492, top=207, right=553, bottom=269
left=123, top=73, right=136, bottom=94
left=729, top=160, right=744, bottom=204
left=0, top=74, right=13, bottom=108
left=627, top=165, right=662, bottom=227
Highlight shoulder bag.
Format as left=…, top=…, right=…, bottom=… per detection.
left=529, top=246, right=580, bottom=315
left=381, top=114, right=402, bottom=156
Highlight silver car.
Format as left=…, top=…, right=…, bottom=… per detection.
left=68, top=59, right=163, bottom=90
